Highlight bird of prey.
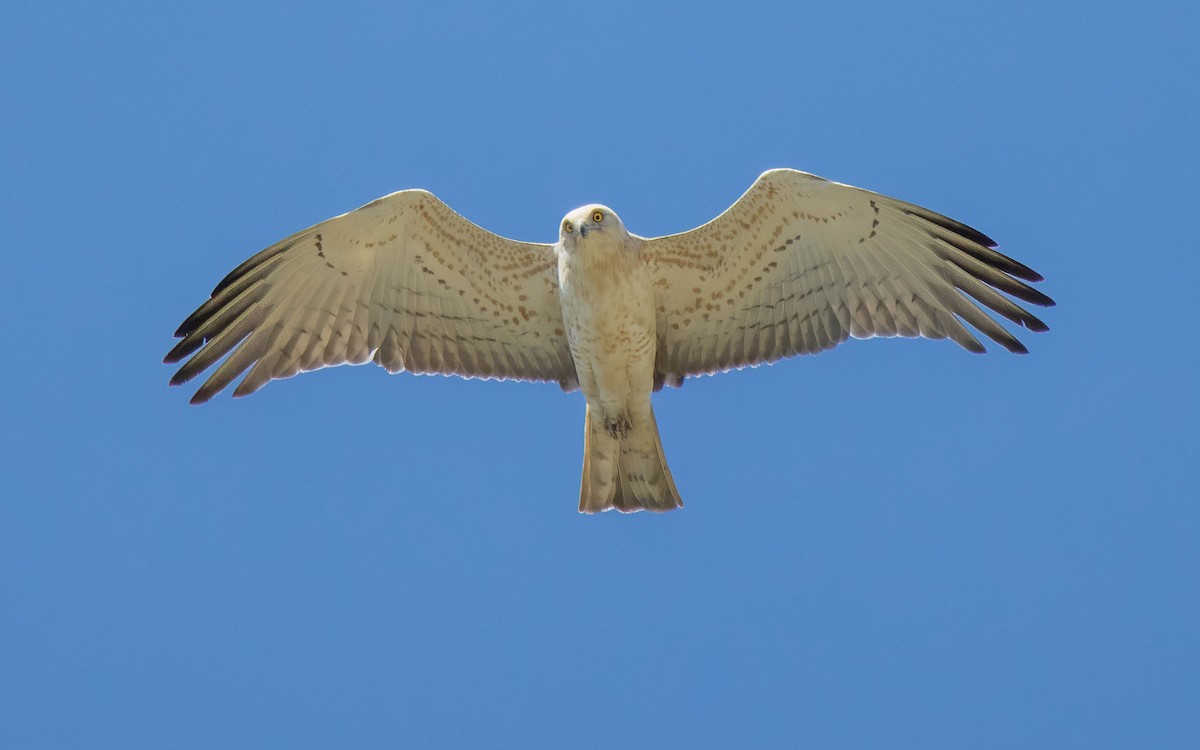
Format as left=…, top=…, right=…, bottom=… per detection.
left=165, top=169, right=1053, bottom=513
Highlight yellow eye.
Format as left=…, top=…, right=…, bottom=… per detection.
left=563, top=220, right=574, bottom=234
left=591, top=210, right=604, bottom=223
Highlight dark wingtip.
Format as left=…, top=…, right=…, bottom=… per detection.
left=902, top=206, right=996, bottom=249
left=976, top=248, right=1044, bottom=284
left=1005, top=260, right=1045, bottom=284
left=1023, top=288, right=1056, bottom=308
left=163, top=337, right=197, bottom=365
left=974, top=230, right=999, bottom=249
left=189, top=388, right=216, bottom=405
left=174, top=304, right=213, bottom=339
left=1024, top=316, right=1050, bottom=333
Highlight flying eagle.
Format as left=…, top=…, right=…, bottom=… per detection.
left=165, top=169, right=1053, bottom=512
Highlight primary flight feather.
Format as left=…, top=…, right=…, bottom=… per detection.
left=166, top=169, right=1054, bottom=512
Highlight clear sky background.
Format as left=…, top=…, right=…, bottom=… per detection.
left=2, top=1, right=1197, bottom=748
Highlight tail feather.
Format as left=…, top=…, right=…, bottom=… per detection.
left=579, top=405, right=683, bottom=513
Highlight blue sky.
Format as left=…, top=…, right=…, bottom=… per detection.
left=2, top=1, right=1197, bottom=747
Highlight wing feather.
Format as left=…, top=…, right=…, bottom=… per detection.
left=645, top=169, right=1053, bottom=380
left=166, top=190, right=578, bottom=401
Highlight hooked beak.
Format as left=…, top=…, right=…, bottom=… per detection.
left=578, top=222, right=590, bottom=237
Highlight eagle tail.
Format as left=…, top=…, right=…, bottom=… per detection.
left=579, top=404, right=683, bottom=513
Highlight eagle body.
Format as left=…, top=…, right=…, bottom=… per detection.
left=557, top=205, right=680, bottom=511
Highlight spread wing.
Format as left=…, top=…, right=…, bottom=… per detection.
left=645, top=169, right=1054, bottom=381
left=166, top=190, right=578, bottom=403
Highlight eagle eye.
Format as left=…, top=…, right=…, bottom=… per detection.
left=563, top=220, right=574, bottom=234
left=591, top=210, right=604, bottom=223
